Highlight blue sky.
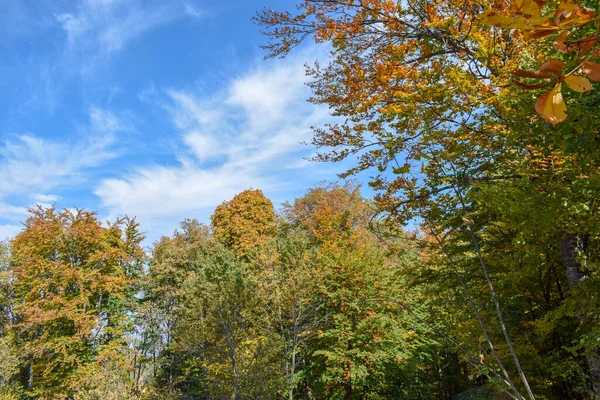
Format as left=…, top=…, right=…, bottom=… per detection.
left=0, top=0, right=373, bottom=244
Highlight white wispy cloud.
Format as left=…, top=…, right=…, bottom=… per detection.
left=55, top=0, right=204, bottom=73
left=0, top=106, right=127, bottom=198
left=10, top=0, right=205, bottom=113
left=96, top=48, right=337, bottom=236
left=31, top=193, right=60, bottom=203
left=182, top=1, right=204, bottom=19
left=0, top=106, right=130, bottom=238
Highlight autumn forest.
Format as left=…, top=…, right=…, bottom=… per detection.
left=2, top=0, right=600, bottom=399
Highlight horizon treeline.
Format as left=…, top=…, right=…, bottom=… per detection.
left=0, top=181, right=598, bottom=399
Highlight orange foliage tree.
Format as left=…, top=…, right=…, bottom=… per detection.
left=282, top=181, right=373, bottom=252
left=211, top=189, right=276, bottom=260
left=10, top=207, right=144, bottom=399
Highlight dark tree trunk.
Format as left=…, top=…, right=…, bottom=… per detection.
left=559, top=232, right=585, bottom=290
left=343, top=381, right=353, bottom=400
left=558, top=231, right=600, bottom=397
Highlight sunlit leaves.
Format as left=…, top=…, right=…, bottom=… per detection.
left=9, top=208, right=144, bottom=398
left=564, top=75, right=593, bottom=92
left=211, top=189, right=276, bottom=261
left=480, top=0, right=599, bottom=122
left=535, top=83, right=568, bottom=124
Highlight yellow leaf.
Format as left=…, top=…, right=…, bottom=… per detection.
left=479, top=11, right=511, bottom=26
left=462, top=216, right=474, bottom=226
left=479, top=11, right=529, bottom=29
left=564, top=75, right=593, bottom=92
left=555, top=0, right=579, bottom=17
left=535, top=83, right=567, bottom=125
left=510, top=0, right=542, bottom=18
left=581, top=62, right=600, bottom=81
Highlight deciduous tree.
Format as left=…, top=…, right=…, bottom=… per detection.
left=10, top=207, right=144, bottom=399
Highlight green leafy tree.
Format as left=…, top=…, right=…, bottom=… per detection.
left=254, top=227, right=324, bottom=399
left=283, top=183, right=449, bottom=399
left=145, top=219, right=282, bottom=399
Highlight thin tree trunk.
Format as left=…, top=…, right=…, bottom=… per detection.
left=558, top=231, right=600, bottom=396
left=28, top=361, right=33, bottom=389
left=430, top=228, right=523, bottom=399
left=343, top=380, right=353, bottom=400
left=465, top=224, right=535, bottom=400
left=439, top=157, right=535, bottom=400
left=289, top=344, right=297, bottom=400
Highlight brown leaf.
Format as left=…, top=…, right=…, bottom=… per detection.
left=511, top=69, right=554, bottom=79
left=582, top=62, right=600, bottom=81
left=524, top=28, right=559, bottom=39
left=578, top=35, right=598, bottom=55
left=553, top=31, right=570, bottom=53
left=539, top=60, right=566, bottom=74
left=555, top=1, right=595, bottom=26
left=564, top=75, right=593, bottom=92
left=511, top=79, right=555, bottom=90
left=555, top=33, right=598, bottom=55
left=535, top=83, right=567, bottom=125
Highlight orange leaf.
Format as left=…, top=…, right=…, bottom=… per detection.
left=535, top=83, right=567, bottom=125
left=564, top=75, right=593, bottom=92
left=582, top=62, right=600, bottom=81
left=539, top=60, right=566, bottom=74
